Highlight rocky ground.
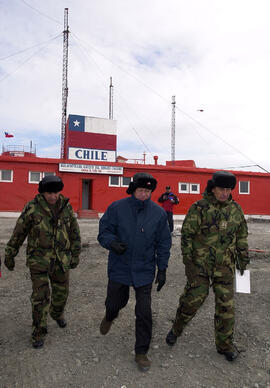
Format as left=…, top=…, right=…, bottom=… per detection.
left=0, top=217, right=270, bottom=388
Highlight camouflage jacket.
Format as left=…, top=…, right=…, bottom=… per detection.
left=5, top=194, right=81, bottom=271
left=181, top=191, right=249, bottom=274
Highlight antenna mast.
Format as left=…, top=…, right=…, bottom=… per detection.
left=171, top=95, right=176, bottom=162
left=61, top=8, right=69, bottom=159
left=109, top=76, right=114, bottom=119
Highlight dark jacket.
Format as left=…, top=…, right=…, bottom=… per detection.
left=98, top=195, right=171, bottom=287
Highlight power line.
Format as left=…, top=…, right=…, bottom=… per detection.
left=19, top=0, right=62, bottom=25
left=0, top=33, right=62, bottom=60
left=0, top=34, right=61, bottom=84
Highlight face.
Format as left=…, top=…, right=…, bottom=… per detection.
left=134, top=187, right=152, bottom=201
left=43, top=192, right=60, bottom=205
left=212, top=186, right=232, bottom=202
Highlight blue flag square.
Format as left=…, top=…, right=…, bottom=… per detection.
left=68, top=115, right=85, bottom=132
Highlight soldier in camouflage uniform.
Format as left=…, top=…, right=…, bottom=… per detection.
left=4, top=175, right=81, bottom=349
left=166, top=171, right=249, bottom=361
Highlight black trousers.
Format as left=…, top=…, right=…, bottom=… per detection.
left=105, top=279, right=152, bottom=355
left=166, top=211, right=174, bottom=233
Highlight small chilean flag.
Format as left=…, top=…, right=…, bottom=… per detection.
left=5, top=132, right=14, bottom=138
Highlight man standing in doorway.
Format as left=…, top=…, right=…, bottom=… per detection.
left=4, top=175, right=81, bottom=349
left=98, top=172, right=171, bottom=372
left=166, top=171, right=249, bottom=361
left=158, top=186, right=179, bottom=234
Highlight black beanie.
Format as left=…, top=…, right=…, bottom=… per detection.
left=38, top=175, right=64, bottom=193
left=206, top=171, right=236, bottom=192
left=126, top=172, right=157, bottom=194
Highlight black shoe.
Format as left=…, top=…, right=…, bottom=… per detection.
left=166, top=329, right=177, bottom=346
left=56, top=318, right=67, bottom=328
left=100, top=316, right=113, bottom=335
left=32, top=339, right=44, bottom=349
left=217, top=349, right=238, bottom=361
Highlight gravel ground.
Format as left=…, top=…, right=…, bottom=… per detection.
left=0, top=218, right=270, bottom=388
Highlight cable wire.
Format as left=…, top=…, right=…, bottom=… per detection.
left=19, top=0, right=62, bottom=25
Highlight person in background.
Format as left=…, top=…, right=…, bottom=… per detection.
left=98, top=172, right=171, bottom=372
left=166, top=171, right=249, bottom=361
left=158, top=186, right=179, bottom=233
left=4, top=175, right=81, bottom=349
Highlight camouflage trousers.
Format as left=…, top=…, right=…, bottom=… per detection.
left=172, top=264, right=234, bottom=352
left=29, top=259, right=69, bottom=341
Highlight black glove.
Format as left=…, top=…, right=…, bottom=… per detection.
left=4, top=256, right=15, bottom=271
left=110, top=241, right=128, bottom=255
left=236, top=262, right=246, bottom=276
left=70, top=256, right=79, bottom=269
left=155, top=269, right=166, bottom=292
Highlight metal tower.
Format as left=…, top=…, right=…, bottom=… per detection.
left=109, top=76, right=114, bottom=119
left=171, top=95, right=176, bottom=162
left=61, top=8, right=69, bottom=159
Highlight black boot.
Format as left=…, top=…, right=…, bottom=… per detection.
left=166, top=329, right=178, bottom=346
left=56, top=317, right=67, bottom=328
left=217, top=349, right=239, bottom=361
left=32, top=339, right=44, bottom=349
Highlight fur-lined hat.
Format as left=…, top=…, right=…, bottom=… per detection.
left=38, top=175, right=64, bottom=193
left=126, top=172, right=157, bottom=194
left=206, top=171, right=236, bottom=192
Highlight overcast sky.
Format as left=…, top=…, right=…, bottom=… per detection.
left=1, top=0, right=270, bottom=172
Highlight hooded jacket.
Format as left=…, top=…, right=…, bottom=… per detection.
left=181, top=191, right=249, bottom=275
left=5, top=194, right=81, bottom=271
left=98, top=195, right=171, bottom=287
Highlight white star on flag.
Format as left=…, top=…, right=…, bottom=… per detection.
left=73, top=120, right=80, bottom=127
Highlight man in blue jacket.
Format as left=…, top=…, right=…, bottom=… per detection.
left=98, top=172, right=171, bottom=372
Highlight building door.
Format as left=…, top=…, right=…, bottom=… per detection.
left=82, top=180, right=91, bottom=209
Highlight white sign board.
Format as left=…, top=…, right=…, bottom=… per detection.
left=68, top=147, right=116, bottom=162
left=59, top=163, right=123, bottom=175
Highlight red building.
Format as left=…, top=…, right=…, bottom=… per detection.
left=1, top=150, right=270, bottom=217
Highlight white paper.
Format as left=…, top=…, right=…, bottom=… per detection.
left=235, top=269, right=250, bottom=293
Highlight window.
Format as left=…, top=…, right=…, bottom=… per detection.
left=109, top=176, right=132, bottom=187
left=43, top=172, right=55, bottom=177
left=109, top=176, right=120, bottom=187
left=29, top=171, right=55, bottom=183
left=179, top=182, right=189, bottom=193
left=190, top=183, right=200, bottom=194
left=179, top=182, right=200, bottom=194
left=0, top=170, right=13, bottom=182
left=29, top=171, right=42, bottom=183
left=122, top=176, right=132, bottom=187
left=239, top=181, right=250, bottom=194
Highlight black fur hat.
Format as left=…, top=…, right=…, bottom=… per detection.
left=206, top=171, right=236, bottom=192
left=38, top=175, right=64, bottom=193
left=126, top=172, right=157, bottom=194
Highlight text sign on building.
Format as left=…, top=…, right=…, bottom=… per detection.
left=68, top=147, right=116, bottom=162
left=66, top=114, right=117, bottom=162
left=59, top=163, right=123, bottom=175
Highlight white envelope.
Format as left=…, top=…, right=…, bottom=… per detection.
left=235, top=269, right=250, bottom=293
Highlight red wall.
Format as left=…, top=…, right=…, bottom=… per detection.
left=1, top=155, right=270, bottom=215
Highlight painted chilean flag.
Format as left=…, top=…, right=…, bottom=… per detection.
left=66, top=114, right=117, bottom=162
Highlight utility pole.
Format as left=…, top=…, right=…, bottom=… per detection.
left=109, top=76, right=114, bottom=119
left=171, top=95, right=176, bottom=162
left=61, top=8, right=69, bottom=159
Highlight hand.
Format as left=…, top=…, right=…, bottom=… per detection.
left=236, top=262, right=246, bottom=276
left=4, top=256, right=15, bottom=271
left=155, top=269, right=166, bottom=292
left=70, top=257, right=79, bottom=269
left=110, top=241, right=128, bottom=255
left=185, top=262, right=198, bottom=284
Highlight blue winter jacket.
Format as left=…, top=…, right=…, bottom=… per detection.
left=98, top=195, right=172, bottom=287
